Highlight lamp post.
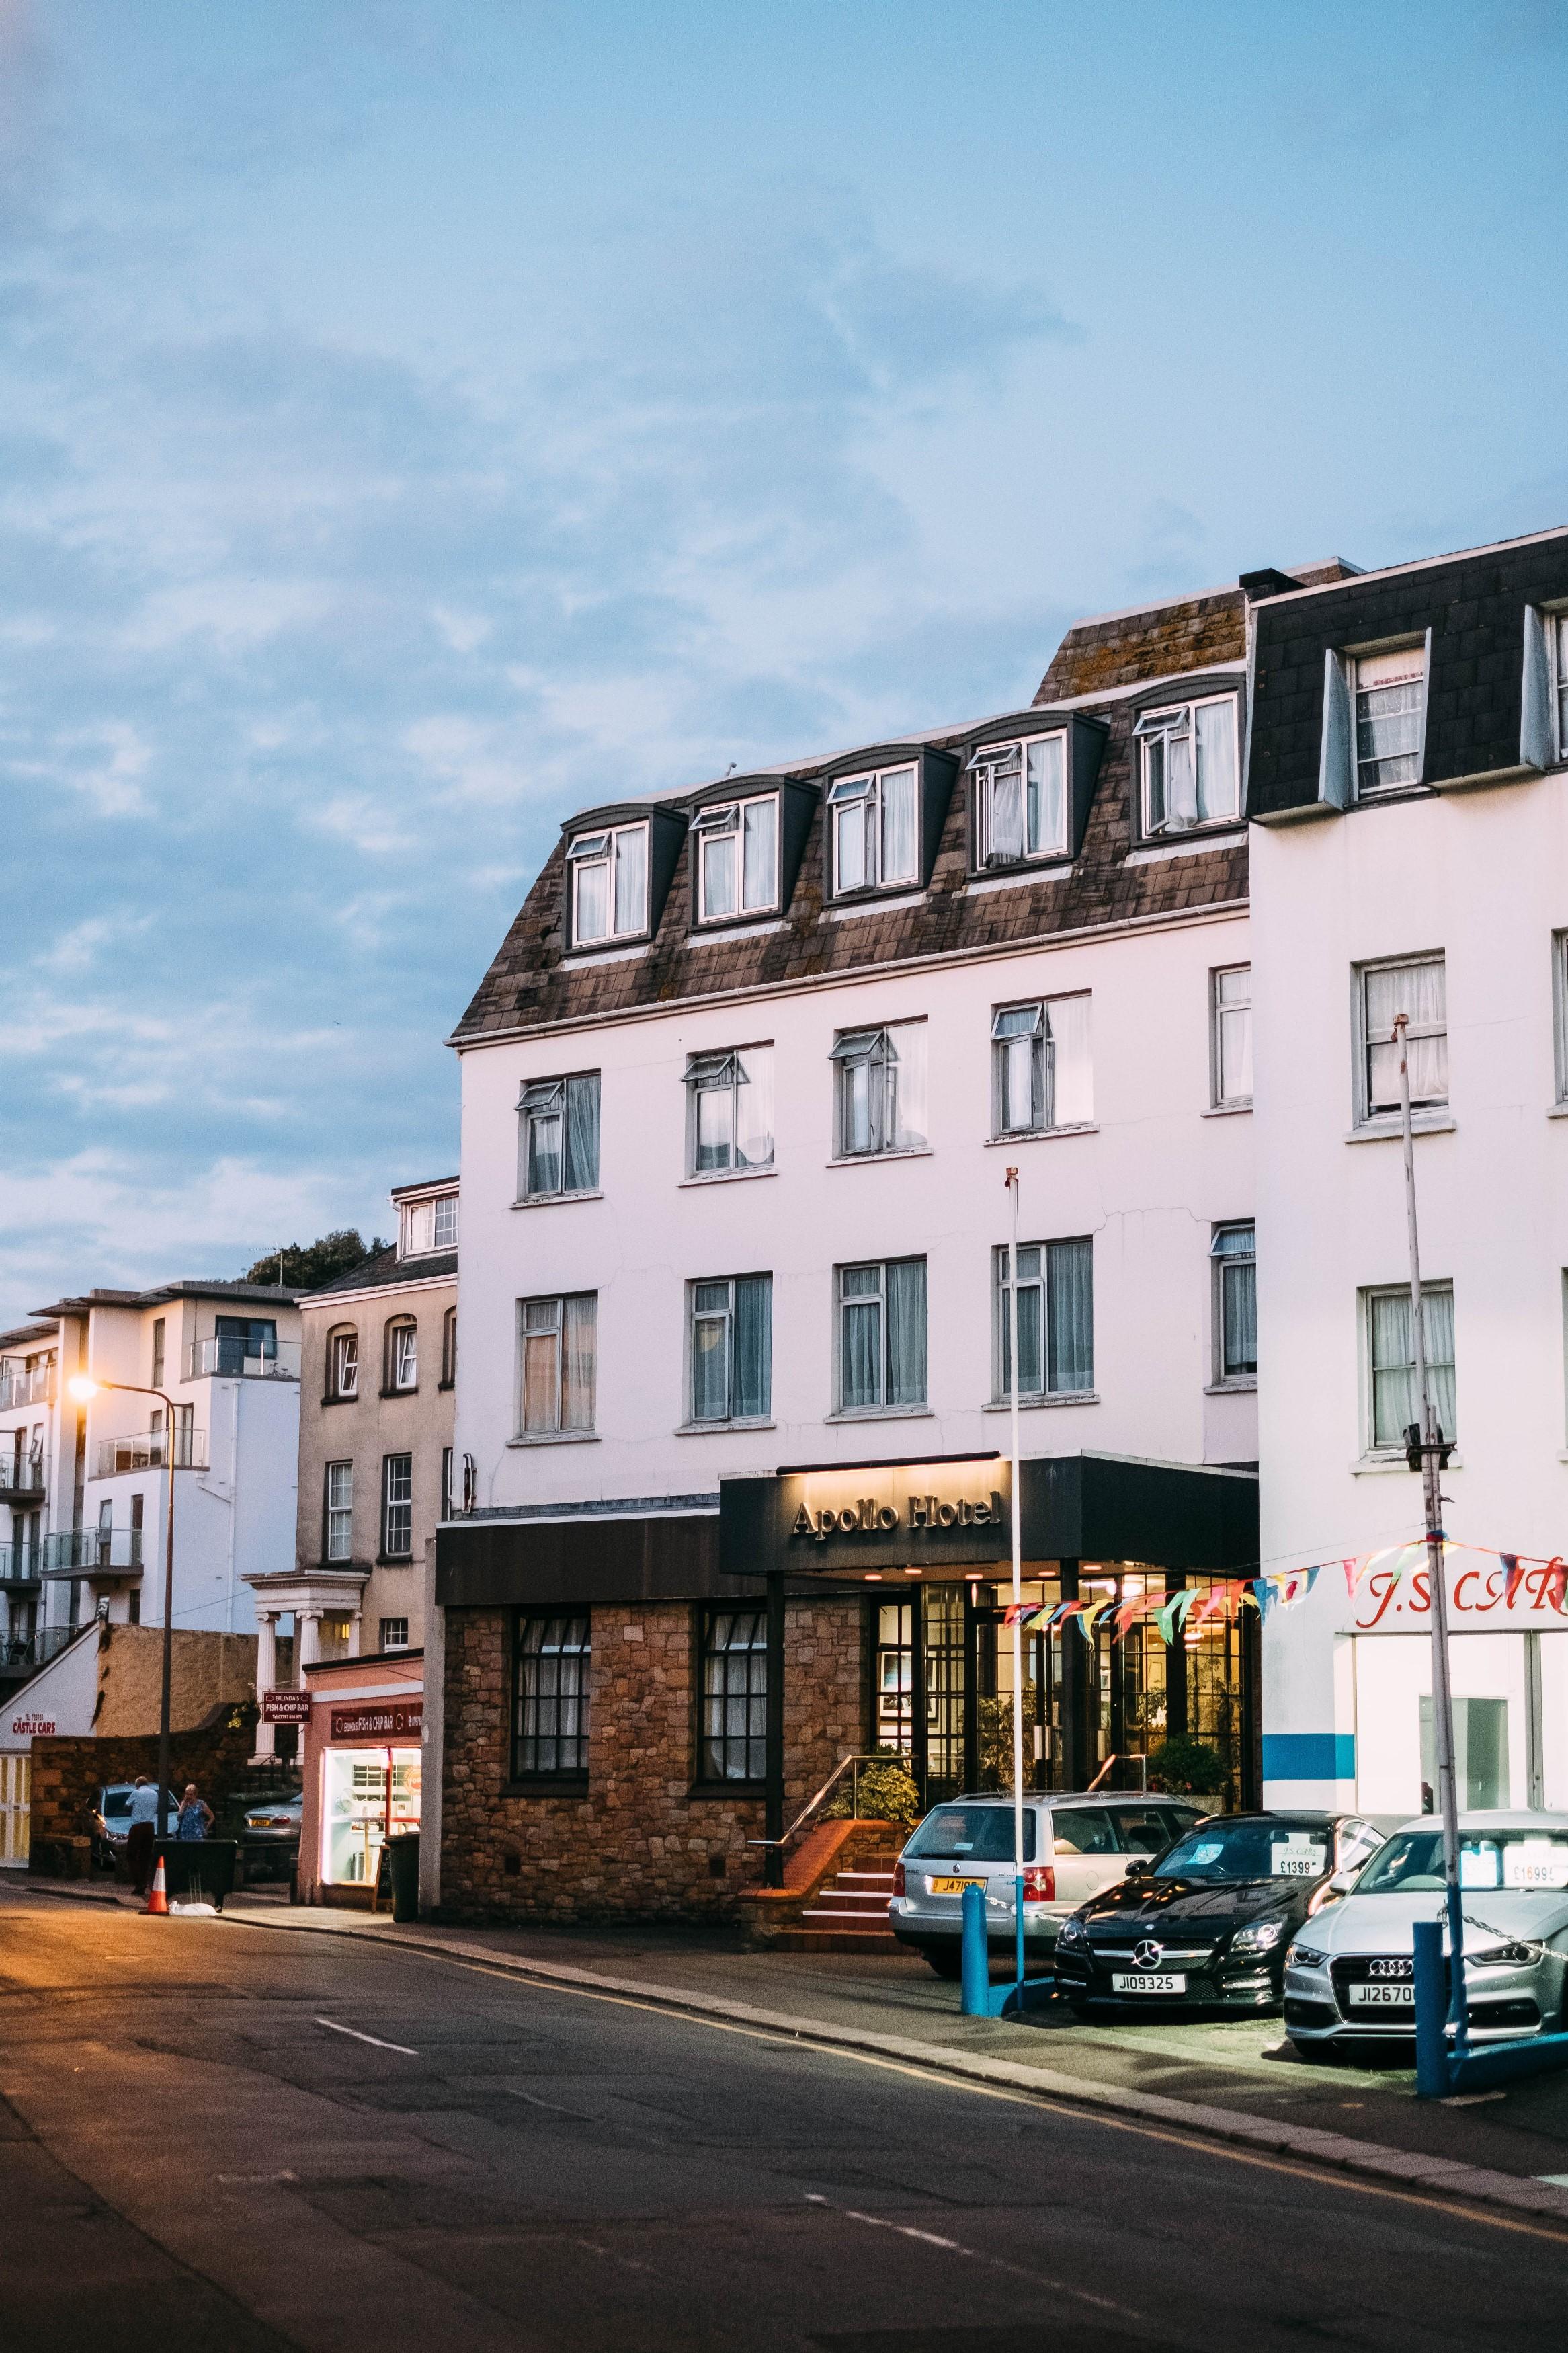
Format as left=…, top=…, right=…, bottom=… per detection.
left=68, top=1373, right=180, bottom=1840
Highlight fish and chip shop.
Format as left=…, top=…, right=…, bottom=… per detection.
left=297, top=1650, right=424, bottom=1905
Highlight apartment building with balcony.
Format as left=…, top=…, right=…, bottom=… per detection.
left=422, top=562, right=1369, bottom=1924
left=0, top=1279, right=303, bottom=1688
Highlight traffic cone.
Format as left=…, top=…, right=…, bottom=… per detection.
left=146, top=1854, right=169, bottom=1916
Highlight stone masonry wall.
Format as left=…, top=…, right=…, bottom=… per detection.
left=440, top=1596, right=865, bottom=1925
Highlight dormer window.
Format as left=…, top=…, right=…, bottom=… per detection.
left=567, top=821, right=648, bottom=945
left=968, top=733, right=1067, bottom=867
left=1555, top=614, right=1568, bottom=762
left=401, top=1193, right=458, bottom=1258
left=827, top=766, right=917, bottom=895
left=1353, top=645, right=1427, bottom=799
left=693, top=795, right=778, bottom=922
left=1134, top=694, right=1239, bottom=837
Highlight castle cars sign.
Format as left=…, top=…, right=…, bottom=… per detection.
left=720, top=1462, right=1012, bottom=1577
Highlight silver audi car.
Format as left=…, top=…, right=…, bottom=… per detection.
left=1284, top=1810, right=1568, bottom=2052
left=889, top=1790, right=1208, bottom=1977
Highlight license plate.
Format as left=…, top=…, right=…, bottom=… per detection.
left=928, top=1876, right=986, bottom=1895
left=1111, top=1971, right=1186, bottom=1994
left=1348, top=1982, right=1413, bottom=2007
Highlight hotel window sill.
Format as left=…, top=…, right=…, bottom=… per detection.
left=1125, top=826, right=1246, bottom=867
left=376, top=1553, right=415, bottom=1568
left=686, top=914, right=786, bottom=943
left=320, top=1393, right=359, bottom=1408
left=1205, top=1378, right=1258, bottom=1395
left=507, top=1430, right=602, bottom=1447
left=825, top=1405, right=934, bottom=1424
left=675, top=1419, right=776, bottom=1436
left=378, top=1386, right=419, bottom=1400
left=504, top=1775, right=589, bottom=1798
left=828, top=1148, right=934, bottom=1169
left=983, top=1391, right=1099, bottom=1412
left=512, top=1190, right=604, bottom=1211
left=962, top=860, right=1073, bottom=898
left=1203, top=1102, right=1253, bottom=1119
left=826, top=887, right=927, bottom=921
left=1546, top=1104, right=1568, bottom=1120
left=1346, top=1114, right=1455, bottom=1144
left=560, top=939, right=651, bottom=965
left=1352, top=1452, right=1462, bottom=1476
left=678, top=1168, right=777, bottom=1189
left=984, top=1123, right=1098, bottom=1148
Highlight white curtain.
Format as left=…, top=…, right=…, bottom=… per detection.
left=997, top=1244, right=1044, bottom=1396
left=835, top=798, right=868, bottom=892
left=734, top=1047, right=774, bottom=1169
left=889, top=1023, right=927, bottom=1148
left=561, top=1295, right=597, bottom=1431
left=886, top=1258, right=927, bottom=1406
left=1046, top=996, right=1092, bottom=1126
left=690, top=1284, right=730, bottom=1421
left=613, top=827, right=647, bottom=933
left=564, top=1074, right=600, bottom=1192
left=703, top=828, right=737, bottom=918
left=880, top=767, right=917, bottom=883
left=1371, top=1287, right=1454, bottom=1447
left=743, top=799, right=776, bottom=910
left=841, top=1269, right=881, bottom=1408
left=1046, top=1239, right=1094, bottom=1394
left=1027, top=736, right=1066, bottom=855
left=734, top=1275, right=772, bottom=1419
left=1195, top=699, right=1237, bottom=822
left=1365, top=961, right=1446, bottom=1109
left=987, top=763, right=1024, bottom=862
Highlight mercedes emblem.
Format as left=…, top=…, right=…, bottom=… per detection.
left=1132, top=1938, right=1163, bottom=1969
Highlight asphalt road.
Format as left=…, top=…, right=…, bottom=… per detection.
left=3, top=1888, right=1568, bottom=2353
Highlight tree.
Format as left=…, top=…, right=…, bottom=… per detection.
left=241, top=1230, right=389, bottom=1291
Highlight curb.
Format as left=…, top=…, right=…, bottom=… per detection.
left=218, top=1904, right=1568, bottom=2231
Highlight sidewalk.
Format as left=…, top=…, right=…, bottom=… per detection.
left=15, top=1872, right=1568, bottom=2225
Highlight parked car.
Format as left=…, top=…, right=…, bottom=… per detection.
left=890, top=1792, right=1209, bottom=1977
left=93, top=1782, right=180, bottom=1868
left=235, top=1787, right=304, bottom=1882
left=1284, top=1810, right=1568, bottom=2054
left=1050, top=1810, right=1385, bottom=2014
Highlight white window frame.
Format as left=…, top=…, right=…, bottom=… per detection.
left=518, top=1072, right=601, bottom=1201
left=1350, top=638, right=1430, bottom=802
left=386, top=1320, right=417, bottom=1393
left=989, top=994, right=1093, bottom=1138
left=379, top=1616, right=410, bottom=1652
left=967, top=731, right=1069, bottom=869
left=826, top=764, right=919, bottom=898
left=1210, top=1222, right=1257, bottom=1388
left=831, top=1021, right=928, bottom=1160
left=684, top=1045, right=774, bottom=1177
left=380, top=1453, right=413, bottom=1559
left=1210, top=965, right=1253, bottom=1109
left=692, top=793, right=780, bottom=923
left=1553, top=931, right=1568, bottom=1107
left=1362, top=1281, right=1456, bottom=1458
left=1354, top=953, right=1448, bottom=1127
left=834, top=1256, right=928, bottom=1415
left=1133, top=692, right=1241, bottom=839
left=686, top=1274, right=773, bottom=1427
left=567, top=820, right=649, bottom=946
left=328, top=1327, right=358, bottom=1401
left=518, top=1293, right=597, bottom=1437
left=401, top=1195, right=456, bottom=1258
left=991, top=1238, right=1095, bottom=1402
left=431, top=1194, right=458, bottom=1250
left=1553, top=612, right=1568, bottom=766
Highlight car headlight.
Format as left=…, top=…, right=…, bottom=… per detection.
left=1467, top=1940, right=1542, bottom=1968
left=1055, top=1917, right=1089, bottom=1950
left=1285, top=1941, right=1327, bottom=1969
left=1230, top=1919, right=1286, bottom=1957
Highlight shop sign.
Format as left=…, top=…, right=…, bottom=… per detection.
left=261, top=1687, right=311, bottom=1724
left=790, top=1489, right=1005, bottom=1544
left=330, top=1701, right=423, bottom=1741
left=1355, top=1562, right=1568, bottom=1630
left=10, top=1713, right=54, bottom=1737
left=720, top=1462, right=1013, bottom=1576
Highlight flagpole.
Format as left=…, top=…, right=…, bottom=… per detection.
left=1006, top=1166, right=1025, bottom=1991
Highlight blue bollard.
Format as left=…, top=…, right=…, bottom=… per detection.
left=1413, top=1917, right=1449, bottom=2099
left=960, top=1882, right=991, bottom=2016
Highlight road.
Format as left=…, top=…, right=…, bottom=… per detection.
left=3, top=1886, right=1567, bottom=2352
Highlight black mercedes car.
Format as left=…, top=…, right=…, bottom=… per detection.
left=1050, top=1810, right=1386, bottom=2013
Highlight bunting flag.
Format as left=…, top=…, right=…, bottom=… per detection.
left=1502, top=1554, right=1526, bottom=1608
left=1112, top=1593, right=1148, bottom=1638
left=1077, top=1596, right=1119, bottom=1643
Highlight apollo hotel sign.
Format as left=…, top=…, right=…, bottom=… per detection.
left=720, top=1461, right=1013, bottom=1577
left=791, top=1489, right=1006, bottom=1544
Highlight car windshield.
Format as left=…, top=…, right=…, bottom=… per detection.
left=904, top=1807, right=1037, bottom=1863
left=101, top=1790, right=134, bottom=1819
left=1153, top=1819, right=1331, bottom=1883
left=1356, top=1827, right=1568, bottom=1894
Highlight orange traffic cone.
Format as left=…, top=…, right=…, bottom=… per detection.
left=146, top=1854, right=169, bottom=1916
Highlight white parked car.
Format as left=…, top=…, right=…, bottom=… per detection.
left=1284, top=1810, right=1568, bottom=2052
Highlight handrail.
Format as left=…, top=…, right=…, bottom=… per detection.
left=1087, top=1751, right=1149, bottom=1793
left=746, top=1753, right=895, bottom=1851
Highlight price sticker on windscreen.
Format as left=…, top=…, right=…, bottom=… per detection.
left=1271, top=1834, right=1327, bottom=1879
left=1503, top=1841, right=1568, bottom=1890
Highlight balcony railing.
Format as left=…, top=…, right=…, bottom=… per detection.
left=0, top=1626, right=75, bottom=1673
left=0, top=1453, right=46, bottom=1498
left=0, top=1545, right=43, bottom=1585
left=0, top=1365, right=56, bottom=1409
left=187, top=1337, right=300, bottom=1382
left=93, top=1427, right=206, bottom=1478
left=40, top=1528, right=143, bottom=1577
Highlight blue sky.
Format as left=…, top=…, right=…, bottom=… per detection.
left=3, top=0, right=1566, bottom=1326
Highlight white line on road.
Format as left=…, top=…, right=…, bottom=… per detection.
left=315, top=2016, right=418, bottom=2055
left=802, top=2193, right=1141, bottom=2319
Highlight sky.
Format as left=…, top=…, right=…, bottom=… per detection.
left=2, top=0, right=1567, bottom=1327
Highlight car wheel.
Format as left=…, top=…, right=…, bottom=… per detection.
left=923, top=1949, right=964, bottom=1981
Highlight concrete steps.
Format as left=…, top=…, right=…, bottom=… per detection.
left=769, top=1866, right=899, bottom=1953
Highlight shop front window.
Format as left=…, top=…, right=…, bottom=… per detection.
left=321, top=1745, right=421, bottom=1887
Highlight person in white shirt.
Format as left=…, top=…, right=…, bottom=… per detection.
left=125, top=1776, right=159, bottom=1895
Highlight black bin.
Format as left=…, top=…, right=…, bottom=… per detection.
left=153, top=1839, right=238, bottom=1911
left=386, top=1831, right=421, bottom=1923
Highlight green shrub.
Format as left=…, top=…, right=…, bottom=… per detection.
left=1144, top=1737, right=1230, bottom=1797
left=823, top=1752, right=922, bottom=1827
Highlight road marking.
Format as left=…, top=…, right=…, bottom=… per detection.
left=803, top=2194, right=1141, bottom=2316
left=217, top=2171, right=298, bottom=2185
left=1539, top=2173, right=1568, bottom=2187
left=315, top=2016, right=417, bottom=2056
left=509, top=2089, right=592, bottom=2119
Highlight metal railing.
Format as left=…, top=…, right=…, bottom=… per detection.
left=0, top=1365, right=56, bottom=1409
left=0, top=1626, right=75, bottom=1672
left=747, top=1753, right=894, bottom=1856
left=0, top=1546, right=43, bottom=1585
left=0, top=1453, right=46, bottom=1496
left=186, top=1337, right=301, bottom=1381
left=93, top=1427, right=206, bottom=1478
left=40, top=1528, right=143, bottom=1576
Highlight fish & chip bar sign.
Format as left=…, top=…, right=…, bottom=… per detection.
left=330, top=1701, right=423, bottom=1741
left=261, top=1687, right=311, bottom=1725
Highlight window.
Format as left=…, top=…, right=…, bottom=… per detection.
left=1134, top=694, right=1239, bottom=836
left=384, top=1318, right=417, bottom=1392
left=1358, top=955, right=1447, bottom=1121
left=150, top=1317, right=165, bottom=1390
left=214, top=1315, right=276, bottom=1373
left=831, top=1021, right=927, bottom=1158
left=519, top=1294, right=597, bottom=1435
left=433, top=1194, right=458, bottom=1250
left=567, top=822, right=647, bottom=945
left=990, top=996, right=1092, bottom=1135
left=827, top=764, right=918, bottom=895
left=440, top=1306, right=457, bottom=1388
left=968, top=732, right=1068, bottom=867
left=1366, top=1283, right=1456, bottom=1452
left=685, top=1046, right=774, bottom=1175
left=1555, top=613, right=1568, bottom=763
left=379, top=1618, right=409, bottom=1652
left=1554, top=932, right=1568, bottom=1105
left=700, top=1609, right=768, bottom=1782
left=692, top=794, right=779, bottom=921
left=328, top=1327, right=359, bottom=1400
left=380, top=1453, right=413, bottom=1558
left=441, top=1445, right=454, bottom=1521
left=993, top=1239, right=1094, bottom=1400
left=1354, top=645, right=1427, bottom=799
left=401, top=1193, right=458, bottom=1256
left=688, top=1275, right=772, bottom=1423
left=513, top=1613, right=591, bottom=1777
left=1211, top=966, right=1252, bottom=1107
left=518, top=1072, right=600, bottom=1199
left=837, top=1257, right=927, bottom=1412
left=325, top=1460, right=353, bottom=1562
left=1212, top=1223, right=1257, bottom=1383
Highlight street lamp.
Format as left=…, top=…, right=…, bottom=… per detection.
left=68, top=1373, right=180, bottom=1841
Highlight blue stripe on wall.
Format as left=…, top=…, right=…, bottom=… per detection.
left=1262, top=1732, right=1356, bottom=1781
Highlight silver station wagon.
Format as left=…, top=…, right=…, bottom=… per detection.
left=889, top=1791, right=1208, bottom=1977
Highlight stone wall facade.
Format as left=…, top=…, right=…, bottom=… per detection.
left=440, top=1595, right=866, bottom=1924
left=28, top=1706, right=262, bottom=1862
